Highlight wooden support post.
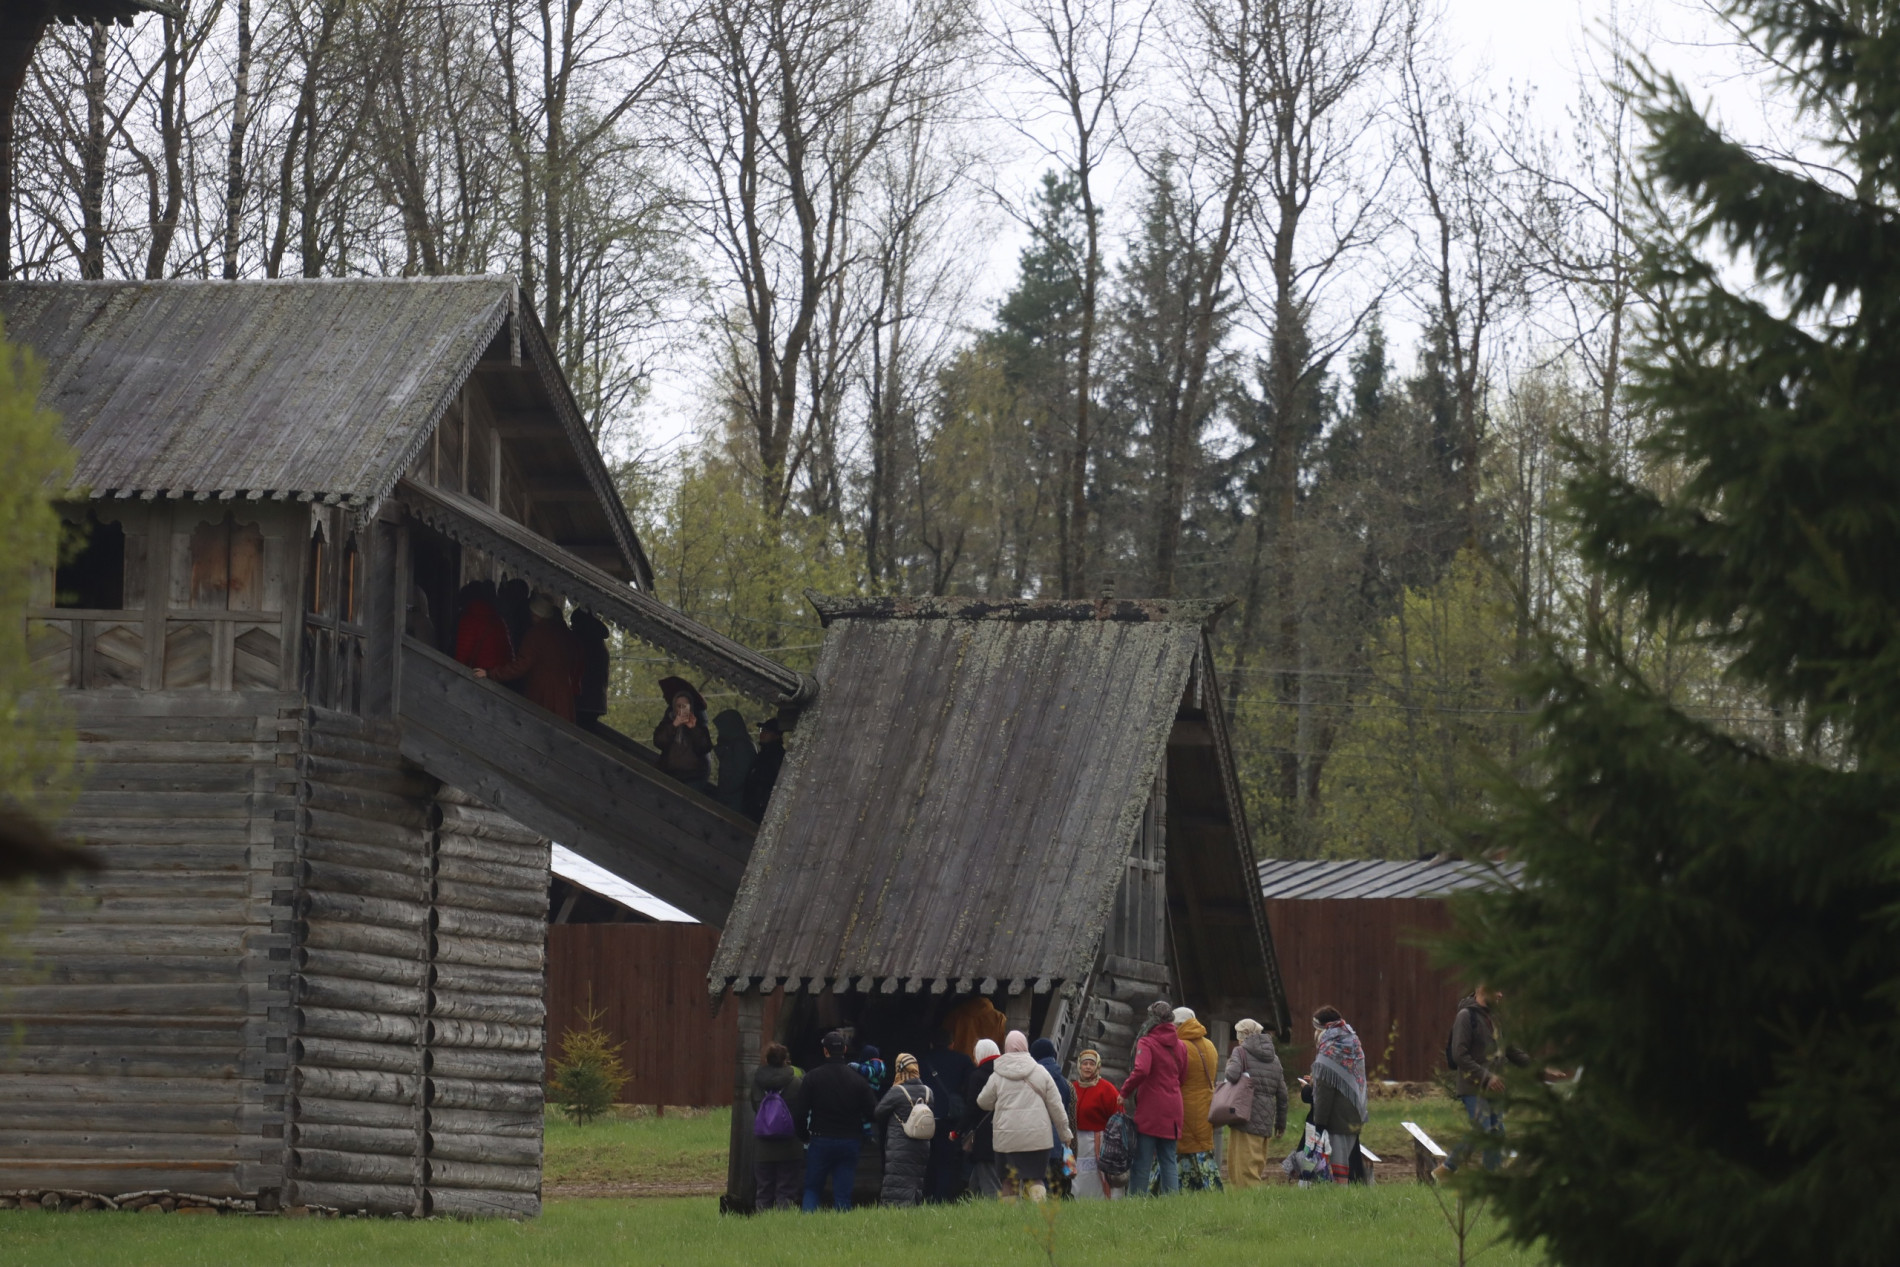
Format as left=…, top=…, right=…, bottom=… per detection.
left=142, top=501, right=170, bottom=690
left=723, top=991, right=764, bottom=1214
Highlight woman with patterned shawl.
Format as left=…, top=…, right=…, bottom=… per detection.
left=1305, top=1005, right=1368, bottom=1185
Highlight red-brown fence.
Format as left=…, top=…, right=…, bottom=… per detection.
left=545, top=924, right=747, bottom=1107
left=1263, top=897, right=1463, bottom=1082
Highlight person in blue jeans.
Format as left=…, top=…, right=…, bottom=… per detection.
left=790, top=1030, right=879, bottom=1211
left=1121, top=1000, right=1187, bottom=1196
left=1437, top=985, right=1530, bottom=1179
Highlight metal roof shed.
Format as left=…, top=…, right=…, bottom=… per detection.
left=710, top=595, right=1288, bottom=1210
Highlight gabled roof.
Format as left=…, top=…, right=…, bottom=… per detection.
left=1257, top=857, right=1522, bottom=900
left=0, top=277, right=645, bottom=581
left=710, top=595, right=1278, bottom=1009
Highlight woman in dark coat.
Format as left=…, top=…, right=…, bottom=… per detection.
left=652, top=685, right=713, bottom=791
left=750, top=1043, right=804, bottom=1211
left=962, top=1038, right=1003, bottom=1197
left=874, top=1053, right=932, bottom=1207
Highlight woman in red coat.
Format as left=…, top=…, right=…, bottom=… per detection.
left=1070, top=1049, right=1124, bottom=1200
left=1119, top=999, right=1188, bottom=1196
left=453, top=580, right=513, bottom=672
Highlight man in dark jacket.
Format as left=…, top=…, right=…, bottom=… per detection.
left=1441, top=985, right=1530, bottom=1177
left=712, top=709, right=755, bottom=811
left=569, top=609, right=611, bottom=733
left=741, top=717, right=785, bottom=820
left=791, top=1031, right=878, bottom=1211
left=922, top=1032, right=973, bottom=1201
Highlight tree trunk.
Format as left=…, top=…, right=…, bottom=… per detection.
left=81, top=20, right=107, bottom=279
left=222, top=0, right=252, bottom=278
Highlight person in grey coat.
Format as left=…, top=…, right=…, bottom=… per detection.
left=873, top=1053, right=932, bottom=1207
left=750, top=1044, right=804, bottom=1210
left=1221, top=1017, right=1288, bottom=1188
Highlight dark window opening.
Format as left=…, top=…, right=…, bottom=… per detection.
left=55, top=514, right=125, bottom=610
left=307, top=528, right=328, bottom=616
left=341, top=536, right=361, bottom=624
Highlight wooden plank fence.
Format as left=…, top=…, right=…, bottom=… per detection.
left=1262, top=897, right=1462, bottom=1082
left=546, top=925, right=770, bottom=1107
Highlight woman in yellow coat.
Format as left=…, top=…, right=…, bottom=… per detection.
left=1173, top=1008, right=1223, bottom=1190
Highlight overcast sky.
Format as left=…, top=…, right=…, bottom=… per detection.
left=626, top=0, right=1775, bottom=466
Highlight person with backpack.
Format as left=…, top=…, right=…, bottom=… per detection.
left=790, top=1030, right=879, bottom=1212
left=750, top=1043, right=804, bottom=1211
left=1070, top=1048, right=1125, bottom=1200
left=1029, top=1037, right=1075, bottom=1196
left=874, top=1054, right=934, bottom=1207
left=976, top=1031, right=1073, bottom=1202
left=1437, top=984, right=1531, bottom=1179
left=1121, top=999, right=1189, bottom=1196
left=1220, top=1017, right=1288, bottom=1189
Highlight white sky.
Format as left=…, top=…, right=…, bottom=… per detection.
left=625, top=0, right=1769, bottom=467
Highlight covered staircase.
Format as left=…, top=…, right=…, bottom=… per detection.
left=398, top=639, right=755, bottom=925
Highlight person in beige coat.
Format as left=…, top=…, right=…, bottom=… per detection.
left=976, top=1030, right=1074, bottom=1201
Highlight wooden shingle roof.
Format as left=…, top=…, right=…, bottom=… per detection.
left=710, top=596, right=1277, bottom=1004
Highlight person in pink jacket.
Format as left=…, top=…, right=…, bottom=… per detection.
left=1120, top=999, right=1189, bottom=1195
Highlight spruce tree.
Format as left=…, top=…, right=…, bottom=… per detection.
left=1454, top=4, right=1900, bottom=1264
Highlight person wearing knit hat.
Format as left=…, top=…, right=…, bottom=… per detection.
left=1222, top=1018, right=1288, bottom=1190
left=1121, top=1000, right=1188, bottom=1196
left=962, top=1038, right=1005, bottom=1197
left=977, top=1031, right=1073, bottom=1201
left=1171, top=1007, right=1223, bottom=1190
left=873, top=1054, right=932, bottom=1207
left=1070, top=1048, right=1124, bottom=1200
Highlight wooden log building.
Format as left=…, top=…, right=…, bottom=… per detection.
left=0, top=278, right=809, bottom=1216
left=709, top=596, right=1290, bottom=1211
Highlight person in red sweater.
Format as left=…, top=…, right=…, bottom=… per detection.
left=476, top=593, right=580, bottom=721
left=1070, top=1049, right=1124, bottom=1201
left=453, top=580, right=513, bottom=673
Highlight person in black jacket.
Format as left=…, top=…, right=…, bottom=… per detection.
left=873, top=1054, right=931, bottom=1207
left=962, top=1038, right=1003, bottom=1196
left=922, top=1032, right=973, bottom=1201
left=742, top=718, right=785, bottom=820
left=791, top=1031, right=878, bottom=1211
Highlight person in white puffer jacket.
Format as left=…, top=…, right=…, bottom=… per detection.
left=976, top=1030, right=1074, bottom=1201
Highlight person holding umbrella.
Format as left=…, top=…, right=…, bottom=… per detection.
left=653, top=677, right=713, bottom=793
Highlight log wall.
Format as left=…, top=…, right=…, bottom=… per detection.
left=285, top=708, right=547, bottom=1217
left=0, top=689, right=300, bottom=1199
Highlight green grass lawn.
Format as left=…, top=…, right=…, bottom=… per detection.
left=0, top=1186, right=1539, bottom=1267
left=544, top=1107, right=730, bottom=1189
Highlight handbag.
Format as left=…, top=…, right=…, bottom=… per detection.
left=901, top=1085, right=936, bottom=1140
left=1209, top=1070, right=1254, bottom=1127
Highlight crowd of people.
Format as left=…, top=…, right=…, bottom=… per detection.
left=446, top=579, right=782, bottom=818
left=748, top=992, right=1509, bottom=1213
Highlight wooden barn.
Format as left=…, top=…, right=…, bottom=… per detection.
left=0, top=277, right=807, bottom=1216
left=1257, top=858, right=1518, bottom=1082
left=709, top=596, right=1289, bottom=1211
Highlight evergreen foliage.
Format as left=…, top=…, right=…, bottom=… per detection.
left=547, top=1003, right=630, bottom=1127
left=1453, top=4, right=1900, bottom=1262
left=0, top=321, right=77, bottom=821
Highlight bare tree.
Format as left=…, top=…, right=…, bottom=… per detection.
left=993, top=0, right=1152, bottom=596
left=669, top=0, right=972, bottom=515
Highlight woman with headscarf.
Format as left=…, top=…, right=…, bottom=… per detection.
left=1222, top=1017, right=1288, bottom=1190
left=976, top=1031, right=1073, bottom=1201
left=1029, top=1038, right=1075, bottom=1195
left=652, top=683, right=713, bottom=791
left=1171, top=1007, right=1223, bottom=1191
left=873, top=1054, right=932, bottom=1207
left=962, top=1037, right=1004, bottom=1196
left=1303, top=1005, right=1369, bottom=1185
left=1069, top=1049, right=1124, bottom=1200
left=1120, top=999, right=1188, bottom=1196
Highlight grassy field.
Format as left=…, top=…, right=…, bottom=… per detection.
left=540, top=1089, right=1473, bottom=1190
left=0, top=1185, right=1538, bottom=1267
left=544, top=1107, right=729, bottom=1190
